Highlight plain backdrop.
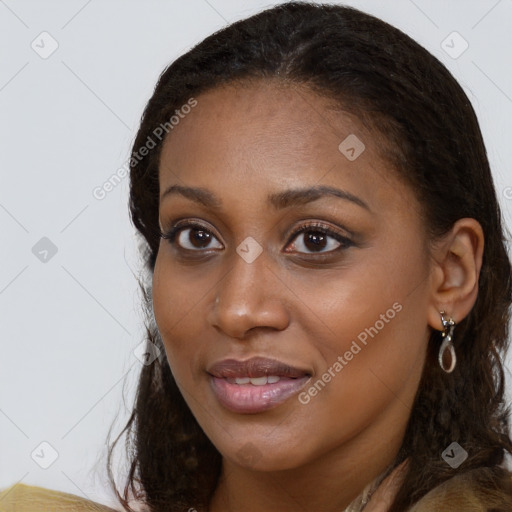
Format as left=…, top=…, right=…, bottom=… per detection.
left=1, top=0, right=511, bottom=508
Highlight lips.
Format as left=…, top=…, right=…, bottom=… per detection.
left=208, top=356, right=310, bottom=379
left=207, top=357, right=311, bottom=413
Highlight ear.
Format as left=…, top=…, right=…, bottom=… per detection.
left=426, top=218, right=484, bottom=331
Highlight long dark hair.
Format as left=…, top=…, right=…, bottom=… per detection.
left=106, top=2, right=512, bottom=510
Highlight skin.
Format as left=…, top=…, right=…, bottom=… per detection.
left=152, top=79, right=484, bottom=512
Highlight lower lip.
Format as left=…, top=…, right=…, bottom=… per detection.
left=210, top=376, right=310, bottom=413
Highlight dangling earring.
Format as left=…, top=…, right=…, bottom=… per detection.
left=438, top=311, right=456, bottom=373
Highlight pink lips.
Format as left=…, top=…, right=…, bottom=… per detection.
left=207, top=357, right=311, bottom=414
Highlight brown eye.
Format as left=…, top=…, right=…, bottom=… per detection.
left=285, top=224, right=353, bottom=255
left=178, top=227, right=211, bottom=249
left=161, top=222, right=223, bottom=251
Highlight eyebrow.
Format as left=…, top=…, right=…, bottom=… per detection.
left=160, top=184, right=371, bottom=212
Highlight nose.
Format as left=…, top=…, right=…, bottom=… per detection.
left=207, top=251, right=290, bottom=339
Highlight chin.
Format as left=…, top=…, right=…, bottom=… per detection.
left=211, top=428, right=313, bottom=472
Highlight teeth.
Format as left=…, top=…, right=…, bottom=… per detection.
left=250, top=376, right=268, bottom=386
left=233, top=376, right=281, bottom=385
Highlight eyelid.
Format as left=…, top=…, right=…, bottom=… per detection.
left=160, top=218, right=354, bottom=254
left=160, top=219, right=224, bottom=250
left=284, top=221, right=353, bottom=253
left=285, top=220, right=351, bottom=243
left=161, top=218, right=220, bottom=236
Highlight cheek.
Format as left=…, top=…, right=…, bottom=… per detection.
left=151, top=254, right=208, bottom=379
left=152, top=245, right=215, bottom=331
left=293, top=240, right=429, bottom=398
left=295, top=298, right=427, bottom=454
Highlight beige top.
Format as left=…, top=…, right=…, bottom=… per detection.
left=0, top=465, right=396, bottom=512
left=1, top=462, right=509, bottom=512
left=0, top=483, right=121, bottom=512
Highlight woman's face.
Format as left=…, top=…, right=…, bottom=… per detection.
left=152, top=80, right=434, bottom=471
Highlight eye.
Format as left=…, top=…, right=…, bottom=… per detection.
left=160, top=220, right=353, bottom=256
left=285, top=222, right=353, bottom=255
left=160, top=221, right=223, bottom=251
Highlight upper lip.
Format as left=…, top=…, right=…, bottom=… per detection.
left=207, top=356, right=311, bottom=379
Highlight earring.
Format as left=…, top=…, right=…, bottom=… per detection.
left=438, top=311, right=456, bottom=373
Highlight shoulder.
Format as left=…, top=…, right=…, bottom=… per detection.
left=0, top=482, right=121, bottom=512
left=410, top=465, right=512, bottom=511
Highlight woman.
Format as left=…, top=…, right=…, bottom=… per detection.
left=2, top=2, right=511, bottom=511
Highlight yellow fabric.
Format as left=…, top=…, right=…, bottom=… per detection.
left=1, top=467, right=511, bottom=511
left=410, top=467, right=512, bottom=512
left=0, top=483, right=120, bottom=512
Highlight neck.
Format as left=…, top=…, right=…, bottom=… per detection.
left=209, top=402, right=409, bottom=512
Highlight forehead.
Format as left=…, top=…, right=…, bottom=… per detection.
left=160, top=81, right=367, bottom=171
left=158, top=80, right=414, bottom=216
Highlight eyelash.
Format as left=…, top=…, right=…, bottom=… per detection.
left=160, top=220, right=354, bottom=257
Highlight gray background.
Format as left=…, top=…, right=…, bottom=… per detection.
left=1, top=0, right=511, bottom=507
